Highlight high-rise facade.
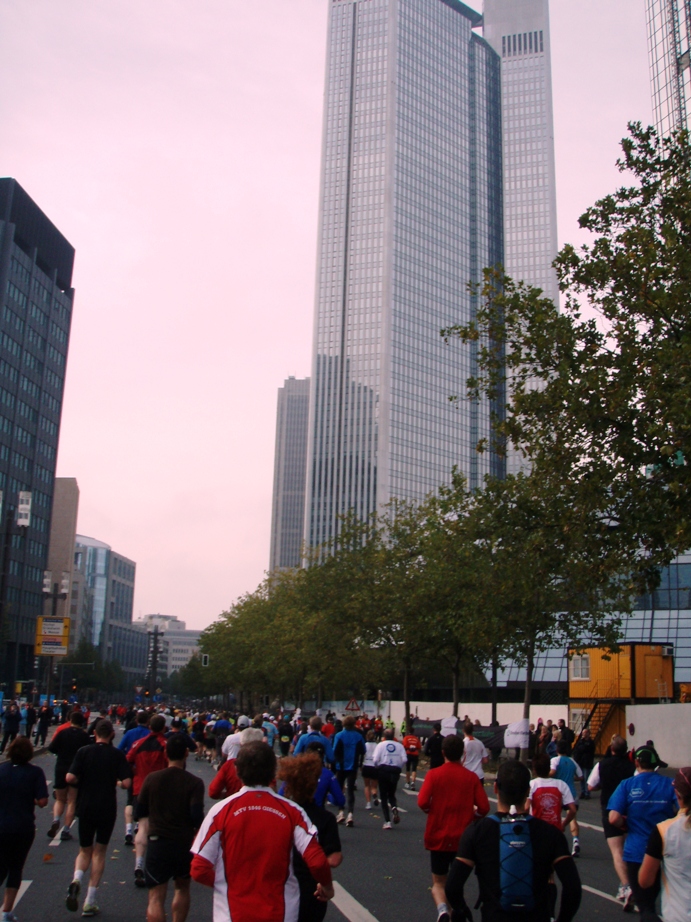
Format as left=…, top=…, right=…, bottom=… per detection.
left=305, top=0, right=503, bottom=551
left=0, top=179, right=75, bottom=690
left=645, top=0, right=691, bottom=136
left=270, top=376, right=310, bottom=570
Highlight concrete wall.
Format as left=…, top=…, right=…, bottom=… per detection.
left=626, top=703, right=691, bottom=768
left=388, top=700, right=567, bottom=728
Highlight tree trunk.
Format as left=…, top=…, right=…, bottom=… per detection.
left=403, top=661, right=411, bottom=734
left=491, top=653, right=498, bottom=726
left=520, top=647, right=534, bottom=763
left=316, top=679, right=323, bottom=710
left=452, top=652, right=460, bottom=718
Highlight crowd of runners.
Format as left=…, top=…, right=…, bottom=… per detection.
left=0, top=698, right=689, bottom=922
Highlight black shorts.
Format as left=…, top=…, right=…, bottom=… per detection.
left=430, top=850, right=457, bottom=876
left=602, top=809, right=624, bottom=839
left=78, top=809, right=117, bottom=847
left=144, top=837, right=192, bottom=886
left=361, top=766, right=378, bottom=780
left=54, top=766, right=68, bottom=790
left=127, top=788, right=137, bottom=809
left=406, top=756, right=419, bottom=772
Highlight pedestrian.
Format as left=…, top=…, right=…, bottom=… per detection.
left=332, top=715, right=366, bottom=827
left=418, top=734, right=490, bottom=922
left=372, top=728, right=407, bottom=830
left=47, top=710, right=90, bottom=841
left=34, top=705, right=52, bottom=748
left=446, top=760, right=582, bottom=922
left=608, top=745, right=678, bottom=913
left=402, top=726, right=422, bottom=791
left=23, top=705, right=36, bottom=741
left=638, top=766, right=691, bottom=922
left=529, top=753, right=577, bottom=832
left=190, top=741, right=335, bottom=920
left=557, top=718, right=575, bottom=755
left=549, top=739, right=583, bottom=856
left=0, top=705, right=21, bottom=754
left=136, top=734, right=205, bottom=922
left=117, top=710, right=151, bottom=846
left=278, top=753, right=343, bottom=922
left=0, top=737, right=49, bottom=922
left=571, top=728, right=595, bottom=799
left=65, top=720, right=132, bottom=917
left=361, top=731, right=380, bottom=810
left=126, top=714, right=169, bottom=886
left=209, top=728, right=264, bottom=800
left=424, top=723, right=444, bottom=770
left=461, top=720, right=489, bottom=782
left=586, top=734, right=636, bottom=903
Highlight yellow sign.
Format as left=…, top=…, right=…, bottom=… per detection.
left=15, top=682, right=22, bottom=694
left=34, top=617, right=70, bottom=656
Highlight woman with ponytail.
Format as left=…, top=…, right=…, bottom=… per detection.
left=639, top=767, right=691, bottom=921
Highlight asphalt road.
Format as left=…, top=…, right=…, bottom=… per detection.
left=13, top=737, right=642, bottom=922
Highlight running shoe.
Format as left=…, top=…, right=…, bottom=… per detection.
left=571, top=838, right=580, bottom=857
left=124, top=833, right=134, bottom=847
left=437, top=912, right=450, bottom=922
left=373, top=797, right=380, bottom=806
left=3, top=912, right=20, bottom=921
left=134, top=868, right=146, bottom=888
left=382, top=821, right=392, bottom=830
left=66, top=881, right=80, bottom=912
left=336, top=811, right=345, bottom=824
left=616, top=885, right=630, bottom=902
left=404, top=782, right=410, bottom=789
left=392, top=807, right=400, bottom=825
left=47, top=819, right=60, bottom=839
left=60, top=828, right=73, bottom=841
left=410, top=783, right=416, bottom=792
left=346, top=813, right=354, bottom=827
left=81, top=904, right=99, bottom=918
left=365, top=802, right=372, bottom=810
left=623, top=888, right=635, bottom=913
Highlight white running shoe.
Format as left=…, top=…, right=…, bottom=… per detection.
left=346, top=813, right=354, bottom=827
left=365, top=802, right=372, bottom=810
left=336, top=811, right=345, bottom=824
left=382, top=821, right=392, bottom=830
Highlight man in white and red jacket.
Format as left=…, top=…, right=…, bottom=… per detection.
left=418, top=734, right=490, bottom=922
left=191, top=741, right=334, bottom=922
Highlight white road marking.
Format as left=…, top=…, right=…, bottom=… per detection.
left=582, top=884, right=620, bottom=905
left=332, top=881, right=379, bottom=921
left=14, top=880, right=31, bottom=907
left=402, top=788, right=418, bottom=797
left=49, top=817, right=77, bottom=847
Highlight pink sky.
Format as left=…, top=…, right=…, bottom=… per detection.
left=0, top=1, right=651, bottom=630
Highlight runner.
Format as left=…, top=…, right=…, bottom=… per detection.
left=361, top=731, right=380, bottom=810
left=332, top=715, right=366, bottom=827
left=136, top=734, right=205, bottom=922
left=277, top=717, right=294, bottom=758
left=418, top=734, right=490, bottom=922
left=372, top=729, right=407, bottom=830
left=127, top=715, right=169, bottom=887
left=65, top=720, right=132, bottom=917
left=549, top=739, right=583, bottom=856
left=461, top=720, right=489, bottom=782
left=278, top=753, right=342, bottom=922
left=208, top=728, right=264, bottom=800
left=47, top=711, right=90, bottom=841
left=424, top=723, right=444, bottom=770
left=190, top=741, right=335, bottom=921
left=446, top=760, right=582, bottom=922
left=304, top=742, right=345, bottom=811
left=529, top=754, right=576, bottom=831
left=293, top=717, right=335, bottom=763
left=117, top=710, right=151, bottom=846
left=402, top=727, right=422, bottom=791
left=0, top=737, right=48, bottom=922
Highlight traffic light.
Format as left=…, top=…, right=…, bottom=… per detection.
left=145, top=689, right=150, bottom=698
left=72, top=678, right=77, bottom=691
left=60, top=571, right=70, bottom=595
left=42, top=570, right=52, bottom=594
left=201, top=654, right=209, bottom=667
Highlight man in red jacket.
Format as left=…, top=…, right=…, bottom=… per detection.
left=191, top=741, right=334, bottom=922
left=126, top=714, right=168, bottom=887
left=418, top=734, right=489, bottom=922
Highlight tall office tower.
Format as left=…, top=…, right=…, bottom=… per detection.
left=0, top=179, right=75, bottom=690
left=305, top=0, right=503, bottom=551
left=481, top=0, right=559, bottom=475
left=645, top=0, right=691, bottom=136
left=270, top=376, right=310, bottom=570
left=47, top=477, right=80, bottom=645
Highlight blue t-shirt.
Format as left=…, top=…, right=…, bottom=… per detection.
left=293, top=731, right=335, bottom=763
left=333, top=729, right=366, bottom=771
left=118, top=725, right=150, bottom=754
left=551, top=755, right=581, bottom=800
left=607, top=771, right=678, bottom=862
left=263, top=721, right=278, bottom=746
left=0, top=761, right=49, bottom=835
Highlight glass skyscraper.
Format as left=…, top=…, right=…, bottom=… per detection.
left=270, top=376, right=310, bottom=570
left=646, top=0, right=691, bottom=136
left=305, top=0, right=503, bottom=551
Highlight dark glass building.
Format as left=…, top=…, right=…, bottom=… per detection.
left=270, top=376, right=310, bottom=570
left=0, top=178, right=75, bottom=692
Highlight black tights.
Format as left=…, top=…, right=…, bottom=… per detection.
left=337, top=770, right=357, bottom=813
left=0, top=829, right=34, bottom=889
left=377, top=768, right=401, bottom=822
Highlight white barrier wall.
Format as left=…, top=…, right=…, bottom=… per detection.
left=626, top=704, right=691, bottom=768
left=388, top=700, right=567, bottom=729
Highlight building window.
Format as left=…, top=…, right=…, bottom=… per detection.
left=571, top=654, right=590, bottom=681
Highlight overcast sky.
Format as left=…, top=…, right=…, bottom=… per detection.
left=0, top=1, right=652, bottom=630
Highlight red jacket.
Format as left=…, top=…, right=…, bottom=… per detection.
left=126, top=731, right=168, bottom=795
left=418, top=760, right=490, bottom=851
left=208, top=758, right=242, bottom=800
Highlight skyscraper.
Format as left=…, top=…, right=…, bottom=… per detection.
left=645, top=0, right=691, bottom=136
left=270, top=376, right=310, bottom=570
left=482, top=0, right=559, bottom=475
left=0, top=179, right=74, bottom=690
left=305, top=0, right=503, bottom=551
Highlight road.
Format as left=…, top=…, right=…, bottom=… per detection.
left=14, top=739, right=637, bottom=922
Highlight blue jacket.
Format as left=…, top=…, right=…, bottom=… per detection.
left=333, top=729, right=366, bottom=771
left=293, top=731, right=334, bottom=763
left=315, top=767, right=345, bottom=808
left=118, top=725, right=150, bottom=754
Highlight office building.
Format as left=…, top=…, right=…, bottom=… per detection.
left=270, top=376, right=310, bottom=570
left=133, top=614, right=202, bottom=676
left=0, top=179, right=75, bottom=690
left=305, top=0, right=503, bottom=551
left=73, top=534, right=147, bottom=682
left=46, top=476, right=79, bottom=644
left=645, top=0, right=691, bottom=136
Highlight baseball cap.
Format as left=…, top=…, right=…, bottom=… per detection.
left=634, top=746, right=656, bottom=767
left=237, top=715, right=250, bottom=728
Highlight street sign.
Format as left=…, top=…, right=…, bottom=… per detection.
left=134, top=695, right=142, bottom=703
left=17, top=491, right=32, bottom=527
left=34, top=617, right=70, bottom=656
left=155, top=687, right=162, bottom=695
left=134, top=685, right=143, bottom=694
left=344, top=697, right=361, bottom=712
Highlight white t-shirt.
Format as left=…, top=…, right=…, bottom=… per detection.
left=529, top=777, right=575, bottom=829
left=363, top=741, right=377, bottom=767
left=222, top=732, right=243, bottom=760
left=372, top=739, right=407, bottom=770
left=463, top=737, right=489, bottom=779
